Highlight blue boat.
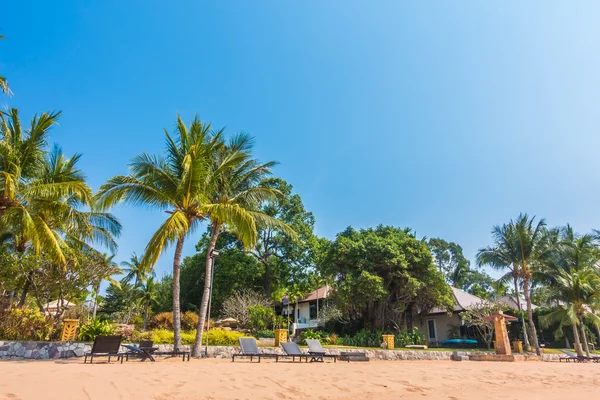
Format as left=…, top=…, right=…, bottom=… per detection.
left=441, top=338, right=479, bottom=346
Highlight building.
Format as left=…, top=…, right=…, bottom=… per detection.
left=414, top=287, right=486, bottom=346
left=497, top=295, right=537, bottom=311
left=280, top=285, right=331, bottom=335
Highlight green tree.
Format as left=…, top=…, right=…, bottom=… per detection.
left=428, top=238, right=470, bottom=277
left=0, top=35, right=10, bottom=96
left=477, top=214, right=553, bottom=355
left=322, top=226, right=454, bottom=331
left=539, top=227, right=600, bottom=357
left=96, top=116, right=225, bottom=351
left=248, top=178, right=321, bottom=298
left=192, top=134, right=295, bottom=356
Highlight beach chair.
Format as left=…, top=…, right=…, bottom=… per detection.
left=232, top=337, right=278, bottom=363
left=559, top=349, right=599, bottom=363
left=305, top=339, right=337, bottom=363
left=84, top=335, right=125, bottom=364
left=280, top=342, right=309, bottom=362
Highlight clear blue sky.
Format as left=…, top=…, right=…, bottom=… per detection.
left=3, top=1, right=600, bottom=283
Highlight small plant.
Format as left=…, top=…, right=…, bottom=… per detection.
left=153, top=312, right=174, bottom=329
left=254, top=330, right=275, bottom=339
left=300, top=329, right=322, bottom=344
left=79, top=319, right=117, bottom=341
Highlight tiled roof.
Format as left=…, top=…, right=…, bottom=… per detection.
left=497, top=296, right=538, bottom=310
left=428, top=287, right=485, bottom=314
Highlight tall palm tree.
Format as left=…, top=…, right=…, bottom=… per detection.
left=480, top=214, right=555, bottom=355
left=0, top=35, right=10, bottom=96
left=138, top=276, right=156, bottom=331
left=96, top=116, right=230, bottom=351
left=539, top=227, right=600, bottom=357
left=121, top=253, right=152, bottom=286
left=90, top=253, right=121, bottom=319
left=191, top=134, right=296, bottom=356
left=477, top=222, right=531, bottom=350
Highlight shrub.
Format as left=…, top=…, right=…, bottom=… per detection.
left=254, top=330, right=275, bottom=339
left=79, top=319, right=117, bottom=341
left=248, top=305, right=274, bottom=332
left=300, top=329, right=323, bottom=344
left=153, top=312, right=174, bottom=329
left=221, top=289, right=271, bottom=329
left=181, top=311, right=199, bottom=330
left=0, top=307, right=55, bottom=341
left=147, top=329, right=245, bottom=346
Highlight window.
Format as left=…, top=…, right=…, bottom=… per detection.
left=427, top=320, right=436, bottom=340
left=309, top=301, right=317, bottom=320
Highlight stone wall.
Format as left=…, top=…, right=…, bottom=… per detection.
left=0, top=341, right=91, bottom=360
left=0, top=341, right=562, bottom=361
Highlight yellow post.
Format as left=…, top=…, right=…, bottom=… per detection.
left=382, top=334, right=395, bottom=350
left=61, top=319, right=80, bottom=342
left=513, top=341, right=523, bottom=353
left=274, top=329, right=288, bottom=347
left=491, top=312, right=512, bottom=355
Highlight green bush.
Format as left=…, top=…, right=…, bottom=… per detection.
left=147, top=329, right=245, bottom=346
left=0, top=307, right=55, bottom=341
left=248, top=305, right=274, bottom=332
left=181, top=311, right=199, bottom=330
left=300, top=329, right=323, bottom=344
left=254, top=330, right=275, bottom=339
left=79, top=319, right=117, bottom=341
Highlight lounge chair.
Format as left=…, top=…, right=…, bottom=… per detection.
left=121, top=344, right=156, bottom=362
left=305, top=339, right=337, bottom=363
left=84, top=335, right=125, bottom=364
left=232, top=337, right=278, bottom=362
left=559, top=349, right=599, bottom=363
left=280, top=342, right=309, bottom=362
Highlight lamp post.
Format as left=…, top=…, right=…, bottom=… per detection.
left=204, top=249, right=220, bottom=357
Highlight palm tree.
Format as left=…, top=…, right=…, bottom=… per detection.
left=121, top=253, right=152, bottom=286
left=539, top=227, right=600, bottom=357
left=477, top=222, right=531, bottom=350
left=89, top=253, right=121, bottom=319
left=0, top=35, right=11, bottom=96
left=96, top=116, right=228, bottom=351
left=191, top=134, right=296, bottom=356
left=138, top=276, right=156, bottom=331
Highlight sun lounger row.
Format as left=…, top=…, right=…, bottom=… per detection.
left=84, top=336, right=190, bottom=363
left=559, top=349, right=600, bottom=363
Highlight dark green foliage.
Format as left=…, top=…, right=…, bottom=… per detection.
left=253, top=330, right=275, bottom=339
left=79, top=319, right=117, bottom=341
left=322, top=226, right=454, bottom=331
left=248, top=305, right=274, bottom=332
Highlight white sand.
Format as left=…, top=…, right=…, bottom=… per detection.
left=0, top=358, right=598, bottom=399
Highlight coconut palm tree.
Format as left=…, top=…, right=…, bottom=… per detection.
left=0, top=35, right=10, bottom=96
left=138, top=276, right=156, bottom=331
left=191, top=134, right=296, bottom=356
left=478, top=214, right=554, bottom=356
left=477, top=222, right=531, bottom=350
left=539, top=227, right=600, bottom=357
left=121, top=253, right=152, bottom=286
left=96, top=115, right=232, bottom=351
left=89, top=253, right=121, bottom=319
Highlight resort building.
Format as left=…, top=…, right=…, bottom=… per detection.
left=280, top=285, right=331, bottom=336
left=497, top=295, right=538, bottom=311
left=414, top=287, right=485, bottom=346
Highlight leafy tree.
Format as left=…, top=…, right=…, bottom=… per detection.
left=428, top=238, right=470, bottom=277
left=248, top=178, right=321, bottom=298
left=96, top=116, right=224, bottom=351
left=461, top=302, right=505, bottom=349
left=322, top=226, right=454, bottom=332
left=121, top=253, right=153, bottom=286
left=0, top=35, right=10, bottom=96
left=192, top=134, right=295, bottom=356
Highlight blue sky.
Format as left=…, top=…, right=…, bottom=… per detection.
left=2, top=1, right=600, bottom=283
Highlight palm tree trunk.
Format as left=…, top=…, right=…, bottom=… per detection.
left=572, top=323, right=583, bottom=357
left=143, top=300, right=149, bottom=332
left=512, top=277, right=530, bottom=349
left=192, top=223, right=220, bottom=357
left=596, top=325, right=600, bottom=348
left=17, top=272, right=33, bottom=307
left=92, top=282, right=100, bottom=319
left=578, top=317, right=591, bottom=357
left=172, top=235, right=185, bottom=351
left=522, top=278, right=540, bottom=355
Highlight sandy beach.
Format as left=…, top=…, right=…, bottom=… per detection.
left=0, top=358, right=598, bottom=400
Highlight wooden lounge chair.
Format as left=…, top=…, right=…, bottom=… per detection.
left=84, top=335, right=124, bottom=364
left=559, top=349, right=599, bottom=363
left=232, top=337, right=278, bottom=362
left=280, top=342, right=309, bottom=362
left=122, top=344, right=156, bottom=362
left=305, top=339, right=337, bottom=363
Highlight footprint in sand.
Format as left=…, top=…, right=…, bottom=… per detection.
left=3, top=394, right=21, bottom=400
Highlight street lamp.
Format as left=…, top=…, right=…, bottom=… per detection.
left=204, top=248, right=220, bottom=357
